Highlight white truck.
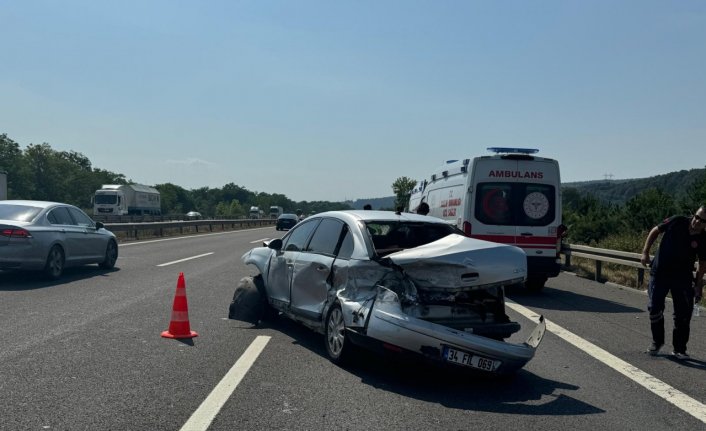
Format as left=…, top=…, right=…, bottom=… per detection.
left=249, top=206, right=264, bottom=219
left=269, top=206, right=284, bottom=219
left=93, top=184, right=161, bottom=216
left=0, top=170, right=6, bottom=200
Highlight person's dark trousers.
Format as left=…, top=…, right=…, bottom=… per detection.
left=648, top=273, right=695, bottom=352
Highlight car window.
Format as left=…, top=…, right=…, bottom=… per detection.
left=365, top=221, right=456, bottom=253
left=337, top=229, right=354, bottom=259
left=0, top=204, right=42, bottom=222
left=306, top=218, right=344, bottom=255
left=68, top=207, right=95, bottom=228
left=282, top=219, right=320, bottom=252
left=47, top=207, right=76, bottom=225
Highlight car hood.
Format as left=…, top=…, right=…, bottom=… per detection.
left=385, top=234, right=527, bottom=291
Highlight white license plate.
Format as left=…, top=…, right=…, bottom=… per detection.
left=443, top=346, right=500, bottom=372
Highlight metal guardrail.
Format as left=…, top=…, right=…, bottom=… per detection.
left=562, top=244, right=648, bottom=287
left=562, top=243, right=705, bottom=288
left=104, top=218, right=276, bottom=240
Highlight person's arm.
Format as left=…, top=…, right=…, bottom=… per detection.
left=695, top=260, right=705, bottom=301
left=641, top=226, right=661, bottom=266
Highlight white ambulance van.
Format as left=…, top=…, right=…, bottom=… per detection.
left=414, top=148, right=565, bottom=291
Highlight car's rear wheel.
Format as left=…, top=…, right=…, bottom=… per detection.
left=44, top=245, right=64, bottom=280
left=99, top=240, right=118, bottom=269
left=325, top=303, right=352, bottom=364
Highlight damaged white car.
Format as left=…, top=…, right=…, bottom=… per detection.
left=233, top=210, right=545, bottom=375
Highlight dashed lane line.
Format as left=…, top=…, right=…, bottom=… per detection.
left=180, top=336, right=271, bottom=431
left=157, top=252, right=214, bottom=267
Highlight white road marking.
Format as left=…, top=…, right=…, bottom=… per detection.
left=180, top=336, right=271, bottom=431
left=250, top=238, right=271, bottom=244
left=506, top=300, right=706, bottom=424
left=157, top=253, right=214, bottom=267
left=119, top=227, right=273, bottom=247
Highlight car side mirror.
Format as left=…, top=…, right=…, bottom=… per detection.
left=95, top=221, right=104, bottom=230
left=268, top=238, right=283, bottom=250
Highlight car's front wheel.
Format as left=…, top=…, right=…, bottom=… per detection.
left=44, top=245, right=65, bottom=280
left=99, top=240, right=118, bottom=269
left=324, top=303, right=352, bottom=364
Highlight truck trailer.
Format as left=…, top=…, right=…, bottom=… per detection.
left=93, top=184, right=161, bottom=216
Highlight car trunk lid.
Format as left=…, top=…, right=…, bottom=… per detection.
left=385, top=234, right=526, bottom=291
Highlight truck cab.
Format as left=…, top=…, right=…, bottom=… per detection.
left=94, top=189, right=127, bottom=215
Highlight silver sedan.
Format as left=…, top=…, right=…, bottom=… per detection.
left=234, top=210, right=545, bottom=375
left=0, top=200, right=118, bottom=279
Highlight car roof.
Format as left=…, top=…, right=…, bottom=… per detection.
left=310, top=210, right=446, bottom=224
left=0, top=200, right=67, bottom=209
left=279, top=213, right=298, bottom=218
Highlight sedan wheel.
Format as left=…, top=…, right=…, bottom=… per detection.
left=99, top=240, right=118, bottom=269
left=325, top=303, right=351, bottom=363
left=44, top=245, right=65, bottom=280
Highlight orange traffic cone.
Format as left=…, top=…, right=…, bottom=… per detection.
left=161, top=272, right=198, bottom=339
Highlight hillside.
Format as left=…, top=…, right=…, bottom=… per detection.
left=563, top=168, right=705, bottom=205
left=366, top=168, right=706, bottom=208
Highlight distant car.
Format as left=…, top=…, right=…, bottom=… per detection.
left=275, top=213, right=299, bottom=231
left=185, top=211, right=202, bottom=220
left=233, top=210, right=546, bottom=375
left=0, top=200, right=118, bottom=279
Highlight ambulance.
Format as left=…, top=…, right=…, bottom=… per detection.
left=412, top=148, right=565, bottom=291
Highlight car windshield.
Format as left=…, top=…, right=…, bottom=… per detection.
left=365, top=221, right=459, bottom=254
left=0, top=204, right=42, bottom=222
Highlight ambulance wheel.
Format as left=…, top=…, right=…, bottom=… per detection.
left=525, top=276, right=547, bottom=292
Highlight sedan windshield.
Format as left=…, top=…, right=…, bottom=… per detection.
left=0, top=205, right=42, bottom=222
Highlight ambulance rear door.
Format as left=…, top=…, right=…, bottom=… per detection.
left=469, top=155, right=560, bottom=261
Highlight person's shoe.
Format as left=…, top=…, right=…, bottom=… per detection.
left=672, top=351, right=690, bottom=360
left=647, top=342, right=663, bottom=356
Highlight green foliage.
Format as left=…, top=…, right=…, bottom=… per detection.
left=0, top=132, right=353, bottom=217
left=563, top=168, right=706, bottom=246
left=622, top=188, right=676, bottom=233
left=391, top=176, right=417, bottom=211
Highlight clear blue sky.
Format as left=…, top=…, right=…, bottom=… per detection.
left=2, top=1, right=705, bottom=202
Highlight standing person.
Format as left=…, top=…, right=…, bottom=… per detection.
left=640, top=205, right=706, bottom=359
left=416, top=201, right=430, bottom=215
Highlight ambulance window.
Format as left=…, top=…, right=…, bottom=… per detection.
left=476, top=184, right=512, bottom=225
left=475, top=183, right=555, bottom=226
left=518, top=185, right=555, bottom=226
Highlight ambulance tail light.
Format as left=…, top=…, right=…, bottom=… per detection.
left=463, top=221, right=472, bottom=237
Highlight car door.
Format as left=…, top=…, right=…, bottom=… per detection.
left=67, top=207, right=106, bottom=261
left=289, top=218, right=346, bottom=321
left=46, top=206, right=86, bottom=264
left=265, top=219, right=320, bottom=308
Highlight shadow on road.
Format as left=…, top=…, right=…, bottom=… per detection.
left=507, top=284, right=644, bottom=314
left=246, top=316, right=604, bottom=416
left=0, top=266, right=120, bottom=291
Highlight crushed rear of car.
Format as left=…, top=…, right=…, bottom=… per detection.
left=234, top=210, right=545, bottom=375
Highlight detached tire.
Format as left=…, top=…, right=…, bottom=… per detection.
left=228, top=275, right=277, bottom=324
left=324, top=303, right=352, bottom=364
